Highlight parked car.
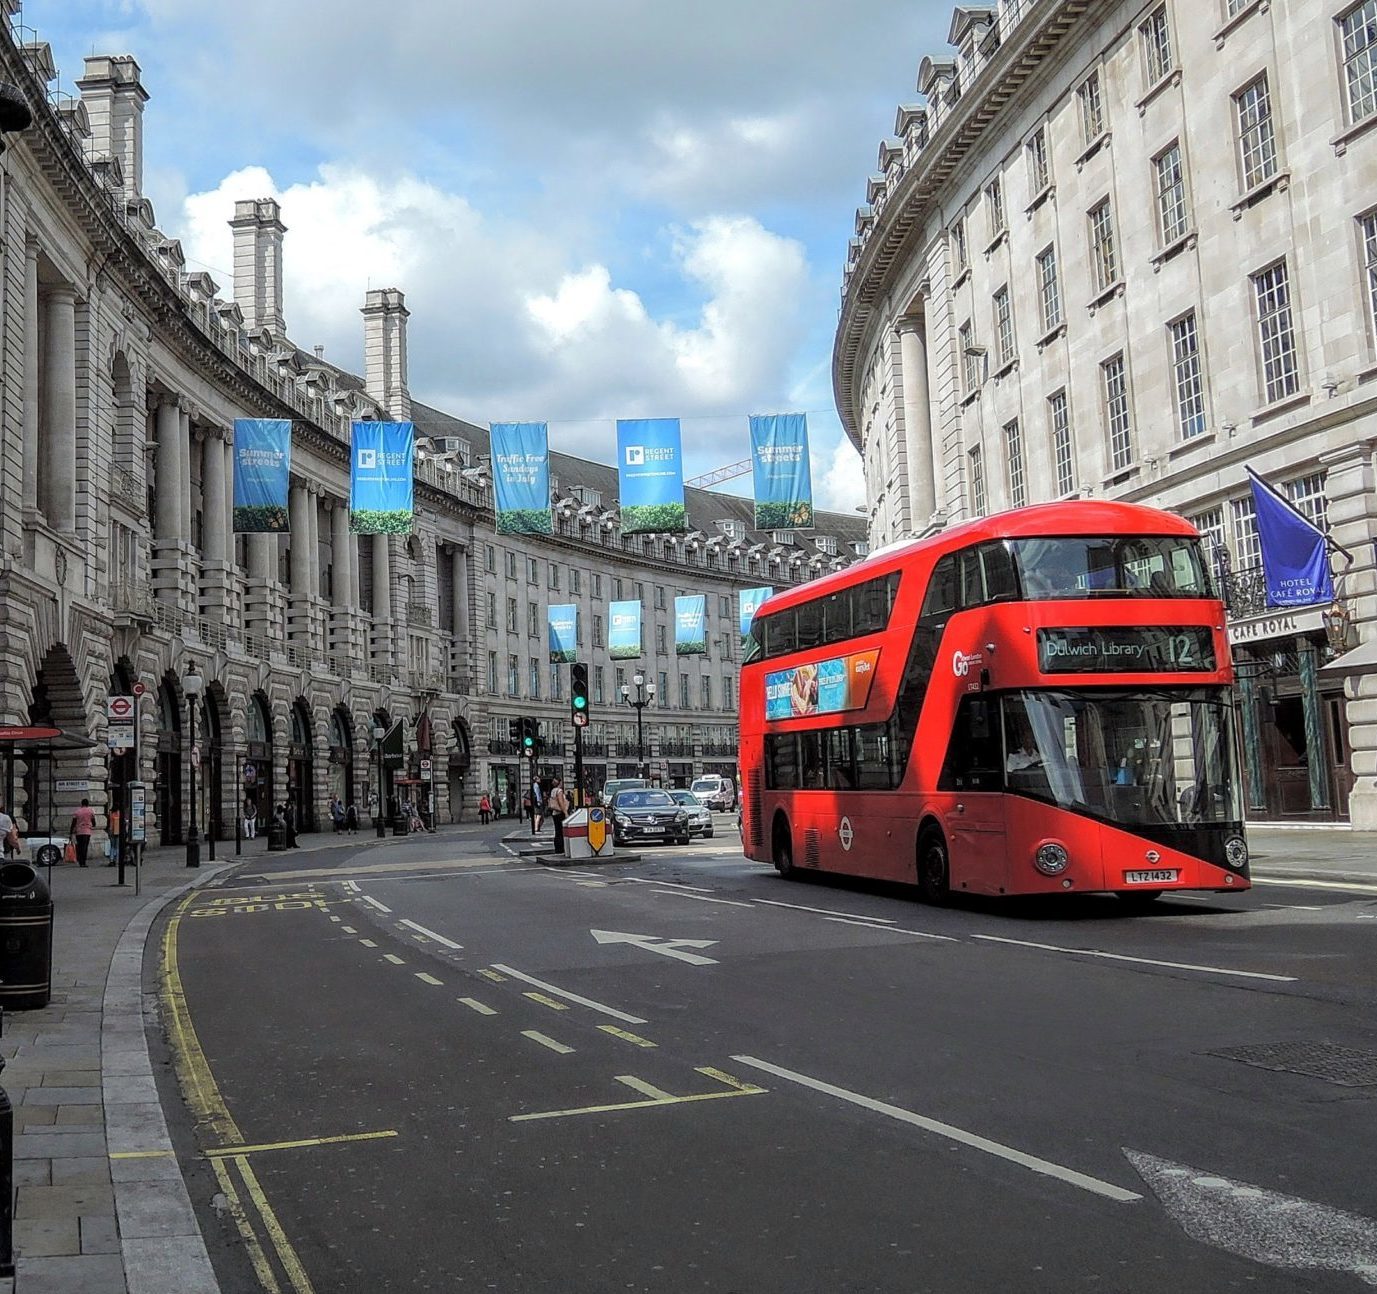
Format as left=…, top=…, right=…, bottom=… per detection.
left=601, top=777, right=648, bottom=805
left=690, top=775, right=735, bottom=811
left=669, top=790, right=713, bottom=838
left=610, top=789, right=690, bottom=846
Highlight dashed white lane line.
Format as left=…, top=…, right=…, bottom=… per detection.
left=341, top=926, right=357, bottom=934
left=398, top=918, right=464, bottom=950
left=490, top=964, right=648, bottom=1025
left=625, top=878, right=716, bottom=893
left=732, top=1055, right=1142, bottom=1204
left=359, top=939, right=377, bottom=948
left=459, top=997, right=497, bottom=1015
left=362, top=895, right=392, bottom=914
left=383, top=954, right=406, bottom=966
left=971, top=934, right=1297, bottom=982
left=652, top=890, right=754, bottom=907
left=345, top=880, right=362, bottom=893
left=1251, top=877, right=1377, bottom=895
left=824, top=916, right=958, bottom=943
left=522, top=1030, right=574, bottom=1055
left=415, top=973, right=444, bottom=986
left=753, top=898, right=897, bottom=923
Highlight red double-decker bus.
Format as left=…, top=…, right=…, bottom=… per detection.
left=739, top=501, right=1249, bottom=903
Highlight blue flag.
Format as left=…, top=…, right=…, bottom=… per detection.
left=739, top=586, right=773, bottom=649
left=548, top=604, right=578, bottom=664
left=232, top=419, right=291, bottom=532
left=350, top=422, right=414, bottom=534
left=491, top=422, right=552, bottom=535
left=616, top=418, right=685, bottom=534
left=1247, top=468, right=1333, bottom=607
left=750, top=412, right=814, bottom=530
left=609, top=600, right=643, bottom=660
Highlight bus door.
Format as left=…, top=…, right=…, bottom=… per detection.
left=939, top=695, right=1008, bottom=893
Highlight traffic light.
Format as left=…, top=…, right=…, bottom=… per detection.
left=570, top=662, right=590, bottom=728
left=521, top=717, right=538, bottom=758
left=508, top=718, right=522, bottom=746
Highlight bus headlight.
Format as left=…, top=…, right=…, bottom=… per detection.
left=1224, top=836, right=1248, bottom=869
left=1034, top=842, right=1070, bottom=876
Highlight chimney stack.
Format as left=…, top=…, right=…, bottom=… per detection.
left=361, top=288, right=411, bottom=420
left=229, top=198, right=287, bottom=335
left=76, top=55, right=148, bottom=202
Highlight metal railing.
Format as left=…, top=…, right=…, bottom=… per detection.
left=1219, top=565, right=1270, bottom=619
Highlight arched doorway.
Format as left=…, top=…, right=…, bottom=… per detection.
left=243, top=693, right=273, bottom=833
left=288, top=700, right=315, bottom=833
left=371, top=707, right=394, bottom=826
left=199, top=688, right=224, bottom=842
left=329, top=708, right=354, bottom=811
left=156, top=674, right=183, bottom=846
left=19, top=645, right=94, bottom=842
left=448, top=719, right=472, bottom=823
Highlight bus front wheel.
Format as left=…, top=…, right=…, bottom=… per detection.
left=772, top=820, right=796, bottom=879
left=917, top=828, right=950, bottom=905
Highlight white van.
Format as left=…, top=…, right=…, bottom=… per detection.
left=690, top=775, right=735, bottom=811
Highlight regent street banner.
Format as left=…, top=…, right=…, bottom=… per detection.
left=674, top=595, right=707, bottom=655
left=609, top=600, right=643, bottom=660
left=616, top=418, right=685, bottom=534
left=232, top=418, right=291, bottom=532
left=548, top=604, right=578, bottom=664
left=739, top=586, right=773, bottom=650
left=749, top=412, right=813, bottom=530
left=350, top=421, right=415, bottom=534
left=491, top=422, right=552, bottom=535
left=1247, top=467, right=1334, bottom=607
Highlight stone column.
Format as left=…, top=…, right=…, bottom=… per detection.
left=154, top=400, right=181, bottom=539
left=330, top=500, right=353, bottom=608
left=248, top=534, right=275, bottom=580
left=179, top=407, right=193, bottom=546
left=372, top=532, right=393, bottom=668
left=450, top=544, right=470, bottom=690
left=39, top=286, right=77, bottom=529
left=22, top=242, right=39, bottom=512
left=202, top=431, right=228, bottom=562
left=288, top=483, right=312, bottom=596
left=897, top=317, right=937, bottom=530
left=307, top=487, right=322, bottom=600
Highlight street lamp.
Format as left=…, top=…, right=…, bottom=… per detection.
left=619, top=672, right=656, bottom=780
left=183, top=663, right=203, bottom=867
left=372, top=721, right=387, bottom=839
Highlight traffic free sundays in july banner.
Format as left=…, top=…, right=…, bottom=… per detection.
left=491, top=421, right=552, bottom=535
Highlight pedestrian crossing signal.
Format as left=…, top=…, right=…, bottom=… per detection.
left=570, top=662, right=590, bottom=728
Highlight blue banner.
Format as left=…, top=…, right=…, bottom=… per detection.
left=739, top=586, right=773, bottom=648
left=232, top=418, right=291, bottom=532
left=616, top=418, right=685, bottom=534
left=1248, top=468, right=1333, bottom=607
left=548, top=603, right=578, bottom=664
left=350, top=422, right=414, bottom=534
left=491, top=422, right=551, bottom=535
left=674, top=595, right=707, bottom=656
left=750, top=412, right=813, bottom=530
left=609, top=600, right=643, bottom=660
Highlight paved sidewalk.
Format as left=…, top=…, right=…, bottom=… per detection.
left=1246, top=824, right=1377, bottom=884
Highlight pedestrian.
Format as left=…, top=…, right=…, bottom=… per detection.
left=345, top=801, right=359, bottom=834
left=284, top=798, right=298, bottom=849
left=478, top=792, right=492, bottom=825
left=243, top=794, right=257, bottom=840
left=69, top=797, right=96, bottom=867
left=330, top=795, right=345, bottom=833
left=521, top=787, right=533, bottom=829
left=531, top=779, right=544, bottom=833
left=0, top=796, right=20, bottom=858
left=106, top=805, right=121, bottom=866
left=367, top=790, right=379, bottom=828
left=548, top=777, right=569, bottom=853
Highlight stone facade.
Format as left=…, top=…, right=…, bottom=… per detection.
left=834, top=0, right=1377, bottom=825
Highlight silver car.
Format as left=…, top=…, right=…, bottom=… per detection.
left=669, top=790, right=713, bottom=838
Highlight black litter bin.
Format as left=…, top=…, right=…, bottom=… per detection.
left=393, top=817, right=409, bottom=836
left=0, top=862, right=53, bottom=1011
left=267, top=822, right=287, bottom=852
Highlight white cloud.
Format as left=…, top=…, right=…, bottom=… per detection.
left=814, top=434, right=867, bottom=515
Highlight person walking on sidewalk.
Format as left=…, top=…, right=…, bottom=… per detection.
left=345, top=801, right=359, bottom=834
left=0, top=797, right=19, bottom=858
left=478, top=792, right=492, bottom=825
left=243, top=794, right=257, bottom=840
left=69, top=798, right=96, bottom=867
left=531, top=779, right=545, bottom=834
left=548, top=778, right=569, bottom=853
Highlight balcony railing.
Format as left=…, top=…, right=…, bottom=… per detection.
left=1220, top=565, right=1269, bottom=620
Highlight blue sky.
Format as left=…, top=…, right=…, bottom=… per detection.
left=26, top=0, right=954, bottom=511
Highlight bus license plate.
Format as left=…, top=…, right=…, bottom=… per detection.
left=1124, top=869, right=1178, bottom=884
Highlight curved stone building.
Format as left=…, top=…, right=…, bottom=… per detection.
left=834, top=0, right=1377, bottom=826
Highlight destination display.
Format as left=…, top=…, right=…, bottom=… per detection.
left=766, top=649, right=880, bottom=721
left=1037, top=627, right=1215, bottom=673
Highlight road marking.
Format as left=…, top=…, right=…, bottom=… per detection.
left=1251, top=876, right=1377, bottom=895
left=345, top=880, right=361, bottom=892
left=383, top=954, right=405, bottom=965
left=732, top=1055, right=1141, bottom=1203
left=109, top=1149, right=176, bottom=1160
left=210, top=1157, right=283, bottom=1294
left=971, top=934, right=1297, bottom=982
left=590, top=929, right=719, bottom=965
left=459, top=997, right=497, bottom=1015
left=341, top=926, right=357, bottom=934
left=415, top=972, right=444, bottom=986
left=616, top=1075, right=676, bottom=1099
left=524, top=991, right=570, bottom=1011
left=398, top=918, right=464, bottom=949
left=695, top=1066, right=756, bottom=1092
left=477, top=968, right=506, bottom=983
left=359, top=938, right=377, bottom=948
left=205, top=1130, right=398, bottom=1158
left=522, top=1030, right=574, bottom=1055
left=1261, top=903, right=1325, bottom=911
left=824, top=917, right=959, bottom=942
left=490, top=963, right=648, bottom=1024
left=652, top=890, right=754, bottom=907
left=625, top=878, right=716, bottom=893
left=328, top=915, right=341, bottom=923
left=599, top=1025, right=657, bottom=1048
left=235, top=1154, right=318, bottom=1292
left=753, top=898, right=897, bottom=923
left=362, top=895, right=392, bottom=914
left=509, top=1070, right=767, bottom=1123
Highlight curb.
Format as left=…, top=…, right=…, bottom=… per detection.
left=102, top=863, right=234, bottom=1294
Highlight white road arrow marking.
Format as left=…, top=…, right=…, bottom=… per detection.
left=1126, top=1150, right=1377, bottom=1286
left=590, top=929, right=719, bottom=965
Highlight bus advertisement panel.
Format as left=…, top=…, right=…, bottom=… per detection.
left=765, top=650, right=879, bottom=720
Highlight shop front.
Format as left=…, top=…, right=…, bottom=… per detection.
left=243, top=694, right=274, bottom=833
left=666, top=762, right=694, bottom=788
left=491, top=764, right=518, bottom=817
left=287, top=702, right=316, bottom=833
left=328, top=709, right=354, bottom=811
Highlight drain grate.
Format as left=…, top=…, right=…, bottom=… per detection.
left=1208, top=1041, right=1377, bottom=1087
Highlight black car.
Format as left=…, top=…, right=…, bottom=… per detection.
left=610, top=789, right=691, bottom=846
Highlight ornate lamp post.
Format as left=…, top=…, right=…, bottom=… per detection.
left=183, top=664, right=203, bottom=867
left=373, top=721, right=387, bottom=839
left=619, top=672, right=656, bottom=780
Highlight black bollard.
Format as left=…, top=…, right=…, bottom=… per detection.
left=0, top=1007, right=12, bottom=1278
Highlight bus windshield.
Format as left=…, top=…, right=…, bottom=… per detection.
left=1003, top=688, right=1241, bottom=828
left=1009, top=535, right=1211, bottom=600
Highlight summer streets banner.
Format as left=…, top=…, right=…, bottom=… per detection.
left=232, top=419, right=291, bottom=532
left=739, top=586, right=773, bottom=650
left=350, top=421, right=415, bottom=534
left=749, top=412, right=813, bottom=530
left=616, top=418, right=685, bottom=534
left=609, top=600, right=643, bottom=660
left=765, top=650, right=880, bottom=721
left=1247, top=467, right=1334, bottom=607
left=674, top=594, right=707, bottom=655
left=548, top=603, right=578, bottom=664
left=491, top=422, right=551, bottom=535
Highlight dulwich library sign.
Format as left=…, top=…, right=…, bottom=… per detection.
left=1037, top=627, right=1215, bottom=673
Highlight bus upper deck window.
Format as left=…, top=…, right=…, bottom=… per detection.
left=822, top=591, right=851, bottom=643
left=980, top=542, right=1019, bottom=602
left=921, top=555, right=959, bottom=619
left=958, top=549, right=984, bottom=607
left=796, top=600, right=823, bottom=650
left=769, top=611, right=797, bottom=657
left=852, top=578, right=888, bottom=636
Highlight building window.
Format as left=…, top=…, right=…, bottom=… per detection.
left=723, top=675, right=735, bottom=710
left=507, top=654, right=520, bottom=696
left=505, top=551, right=517, bottom=579
left=506, top=597, right=518, bottom=633
left=1188, top=506, right=1228, bottom=580
left=613, top=578, right=623, bottom=599
left=1154, top=142, right=1189, bottom=244
left=654, top=585, right=666, bottom=610
left=701, top=677, right=713, bottom=710
left=487, top=651, right=498, bottom=693
left=1086, top=200, right=1118, bottom=294
left=658, top=670, right=669, bottom=705
left=656, top=624, right=668, bottom=655
left=679, top=674, right=690, bottom=709
left=593, top=614, right=604, bottom=647
left=1226, top=0, right=1251, bottom=14
left=959, top=321, right=982, bottom=393
left=1140, top=5, right=1174, bottom=84
left=1170, top=313, right=1208, bottom=439
left=549, top=563, right=560, bottom=590
left=592, top=573, right=602, bottom=599
left=571, top=568, right=581, bottom=595
left=550, top=664, right=562, bottom=700
left=1101, top=353, right=1134, bottom=472
left=1286, top=472, right=1329, bottom=530
left=594, top=665, right=605, bottom=704
left=1363, top=212, right=1377, bottom=340
left=1004, top=419, right=1026, bottom=508
left=527, top=602, right=539, bottom=637
left=485, top=544, right=496, bottom=574
left=1078, top=70, right=1105, bottom=142
left=485, top=591, right=496, bottom=629
left=1235, top=75, right=1279, bottom=190
left=968, top=444, right=986, bottom=515
left=986, top=176, right=1005, bottom=239
left=1253, top=260, right=1300, bottom=403
left=1048, top=391, right=1074, bottom=496
left=1026, top=126, right=1051, bottom=193
left=1036, top=246, right=1062, bottom=332
left=1230, top=496, right=1262, bottom=571
left=1340, top=1, right=1377, bottom=124
left=719, top=595, right=730, bottom=618
left=993, top=287, right=1015, bottom=366
left=529, top=660, right=541, bottom=699
left=527, top=556, right=539, bottom=584
left=950, top=218, right=969, bottom=275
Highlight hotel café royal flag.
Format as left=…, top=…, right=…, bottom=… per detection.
left=616, top=418, right=686, bottom=534
left=232, top=419, right=292, bottom=532
left=491, top=422, right=552, bottom=535
left=674, top=594, right=708, bottom=655
left=609, top=600, right=644, bottom=660
left=1247, top=467, right=1334, bottom=607
left=749, top=412, right=814, bottom=530
left=350, top=421, right=415, bottom=534
left=548, top=604, right=578, bottom=664
left=739, top=586, right=773, bottom=652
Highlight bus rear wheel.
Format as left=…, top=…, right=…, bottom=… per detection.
left=772, top=820, right=796, bottom=879
left=917, top=828, right=950, bottom=905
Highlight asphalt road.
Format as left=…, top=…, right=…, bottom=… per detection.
left=152, top=819, right=1377, bottom=1292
